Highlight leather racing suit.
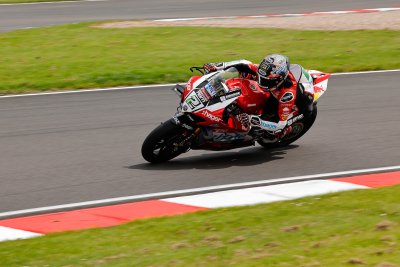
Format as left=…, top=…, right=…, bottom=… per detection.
left=211, top=60, right=315, bottom=134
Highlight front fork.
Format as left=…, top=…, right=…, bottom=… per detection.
left=170, top=113, right=201, bottom=150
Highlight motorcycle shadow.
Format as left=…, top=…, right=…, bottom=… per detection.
left=127, top=145, right=299, bottom=171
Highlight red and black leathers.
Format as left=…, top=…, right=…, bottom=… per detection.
left=204, top=60, right=315, bottom=133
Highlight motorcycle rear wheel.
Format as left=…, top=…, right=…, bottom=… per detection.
left=141, top=121, right=182, bottom=163
left=257, top=105, right=317, bottom=148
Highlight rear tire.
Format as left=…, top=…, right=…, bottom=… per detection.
left=141, top=121, right=182, bottom=163
left=257, top=106, right=317, bottom=148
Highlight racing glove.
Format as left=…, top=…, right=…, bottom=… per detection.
left=203, top=62, right=224, bottom=74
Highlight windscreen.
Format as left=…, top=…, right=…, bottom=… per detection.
left=203, top=67, right=239, bottom=98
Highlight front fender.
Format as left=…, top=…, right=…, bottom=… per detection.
left=170, top=113, right=196, bottom=131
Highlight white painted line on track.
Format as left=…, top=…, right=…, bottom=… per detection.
left=1, top=69, right=399, bottom=99
left=0, top=83, right=180, bottom=98
left=1, top=165, right=400, bottom=218
left=153, top=7, right=400, bottom=22
left=331, top=69, right=400, bottom=75
left=0, top=0, right=105, bottom=5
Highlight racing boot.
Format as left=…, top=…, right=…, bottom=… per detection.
left=259, top=126, right=292, bottom=143
left=250, top=115, right=292, bottom=142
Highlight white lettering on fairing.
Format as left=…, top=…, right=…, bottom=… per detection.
left=202, top=110, right=221, bottom=122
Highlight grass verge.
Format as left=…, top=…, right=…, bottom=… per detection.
left=1, top=185, right=400, bottom=266
left=0, top=23, right=399, bottom=95
left=0, top=0, right=81, bottom=4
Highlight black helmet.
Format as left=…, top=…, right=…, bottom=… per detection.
left=257, top=54, right=290, bottom=90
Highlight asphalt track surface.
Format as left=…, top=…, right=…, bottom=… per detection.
left=1, top=0, right=400, bottom=33
left=1, top=0, right=400, bottom=215
left=1, top=72, right=400, bottom=213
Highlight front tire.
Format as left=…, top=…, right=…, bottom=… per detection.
left=141, top=121, right=182, bottom=163
left=257, top=106, right=317, bottom=148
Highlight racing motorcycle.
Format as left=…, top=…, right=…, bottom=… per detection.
left=141, top=66, right=330, bottom=163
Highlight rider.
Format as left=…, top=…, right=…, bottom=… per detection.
left=203, top=54, right=315, bottom=142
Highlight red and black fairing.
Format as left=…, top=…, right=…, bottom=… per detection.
left=173, top=75, right=271, bottom=151
left=234, top=79, right=269, bottom=115
left=180, top=76, right=202, bottom=102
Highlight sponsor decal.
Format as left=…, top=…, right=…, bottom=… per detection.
left=172, top=116, right=180, bottom=125
left=261, top=121, right=277, bottom=130
left=196, top=90, right=206, bottom=102
left=202, top=110, right=221, bottom=122
left=249, top=83, right=257, bottom=91
left=186, top=114, right=195, bottom=122
left=182, top=123, right=193, bottom=130
left=247, top=104, right=256, bottom=107
left=287, top=114, right=304, bottom=126
left=258, top=68, right=267, bottom=76
left=185, top=77, right=193, bottom=92
left=308, top=80, right=313, bottom=90
left=281, top=106, right=290, bottom=117
left=314, top=85, right=324, bottom=94
left=308, top=94, right=314, bottom=101
left=226, top=91, right=241, bottom=100
left=205, top=84, right=216, bottom=97
left=214, top=132, right=247, bottom=141
left=210, top=124, right=220, bottom=127
left=186, top=95, right=201, bottom=109
left=200, top=87, right=211, bottom=101
left=280, top=92, right=294, bottom=103
left=281, top=116, right=288, bottom=120
left=220, top=96, right=226, bottom=101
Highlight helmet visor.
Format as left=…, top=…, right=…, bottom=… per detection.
left=258, top=75, right=279, bottom=90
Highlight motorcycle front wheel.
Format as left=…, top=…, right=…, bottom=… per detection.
left=141, top=121, right=182, bottom=163
left=257, top=105, right=317, bottom=148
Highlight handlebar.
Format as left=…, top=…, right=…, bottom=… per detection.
left=190, top=66, right=205, bottom=76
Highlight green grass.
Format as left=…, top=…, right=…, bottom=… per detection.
left=2, top=185, right=400, bottom=267
left=0, top=0, right=81, bottom=4
left=0, top=23, right=399, bottom=95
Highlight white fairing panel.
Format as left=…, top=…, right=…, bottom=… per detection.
left=308, top=70, right=329, bottom=101
left=205, top=98, right=237, bottom=112
left=313, top=79, right=329, bottom=100
left=182, top=90, right=205, bottom=112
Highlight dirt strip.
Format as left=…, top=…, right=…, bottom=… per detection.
left=94, top=10, right=400, bottom=30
